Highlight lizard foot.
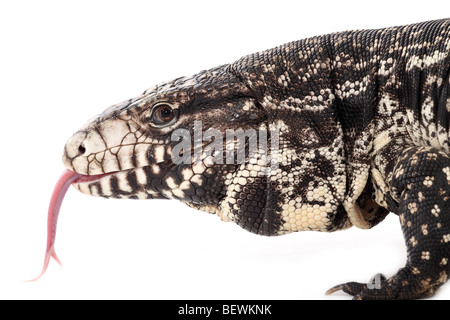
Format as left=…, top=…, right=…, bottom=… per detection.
left=326, top=273, right=386, bottom=298
left=326, top=267, right=446, bottom=299
left=328, top=146, right=450, bottom=299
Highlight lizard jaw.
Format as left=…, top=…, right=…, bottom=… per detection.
left=71, top=164, right=164, bottom=199
left=72, top=171, right=118, bottom=184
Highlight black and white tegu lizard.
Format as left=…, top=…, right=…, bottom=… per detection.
left=43, top=19, right=450, bottom=299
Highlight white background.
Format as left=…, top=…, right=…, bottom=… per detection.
left=0, top=0, right=449, bottom=300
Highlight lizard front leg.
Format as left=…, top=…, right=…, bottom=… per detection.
left=328, top=146, right=450, bottom=299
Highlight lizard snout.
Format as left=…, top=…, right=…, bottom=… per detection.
left=63, top=131, right=88, bottom=173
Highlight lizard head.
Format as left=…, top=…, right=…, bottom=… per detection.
left=63, top=65, right=272, bottom=217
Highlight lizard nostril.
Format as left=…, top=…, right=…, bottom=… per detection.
left=78, top=144, right=86, bottom=156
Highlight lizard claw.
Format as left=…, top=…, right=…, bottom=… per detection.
left=325, top=284, right=344, bottom=296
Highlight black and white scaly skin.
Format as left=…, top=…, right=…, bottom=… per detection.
left=63, top=19, right=450, bottom=299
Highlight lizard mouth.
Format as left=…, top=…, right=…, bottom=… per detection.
left=72, top=171, right=118, bottom=184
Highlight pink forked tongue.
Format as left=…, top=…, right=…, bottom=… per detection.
left=30, top=169, right=81, bottom=281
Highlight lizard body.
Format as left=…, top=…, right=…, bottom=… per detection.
left=61, top=19, right=450, bottom=299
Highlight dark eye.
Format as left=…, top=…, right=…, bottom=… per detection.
left=152, top=104, right=176, bottom=126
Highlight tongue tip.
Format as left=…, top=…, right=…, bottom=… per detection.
left=26, top=246, right=63, bottom=282
left=51, top=250, right=63, bottom=267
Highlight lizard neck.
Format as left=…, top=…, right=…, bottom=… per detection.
left=231, top=30, right=389, bottom=231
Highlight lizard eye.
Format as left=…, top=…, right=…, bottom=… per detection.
left=151, top=104, right=177, bottom=126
